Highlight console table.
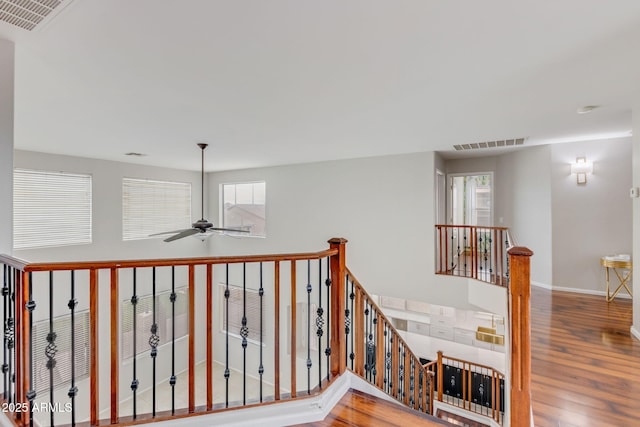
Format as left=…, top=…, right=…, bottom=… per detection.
left=601, top=256, right=632, bottom=302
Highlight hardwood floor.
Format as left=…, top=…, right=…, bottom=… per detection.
left=531, top=286, right=640, bottom=427
left=296, top=286, right=640, bottom=427
left=299, top=389, right=450, bottom=427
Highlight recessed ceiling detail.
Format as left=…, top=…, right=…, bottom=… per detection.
left=453, top=138, right=526, bottom=151
left=0, top=0, right=70, bottom=31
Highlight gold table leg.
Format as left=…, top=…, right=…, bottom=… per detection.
left=606, top=266, right=632, bottom=302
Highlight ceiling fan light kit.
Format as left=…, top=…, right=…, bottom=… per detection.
left=150, top=143, right=250, bottom=242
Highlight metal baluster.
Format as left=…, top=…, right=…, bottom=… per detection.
left=450, top=230, right=455, bottom=272
left=26, top=273, right=36, bottom=427
left=68, top=271, right=78, bottom=426
left=258, top=263, right=264, bottom=402
left=370, top=306, right=377, bottom=384
left=149, top=267, right=159, bottom=417
left=7, top=268, right=14, bottom=404
left=2, top=265, right=8, bottom=400
left=344, top=273, right=350, bottom=369
left=364, top=301, right=370, bottom=380
left=409, top=357, right=415, bottom=407
left=398, top=343, right=404, bottom=401
left=169, top=266, right=177, bottom=415
left=131, top=268, right=139, bottom=418
left=349, top=278, right=355, bottom=370
left=316, top=259, right=324, bottom=389
left=305, top=260, right=312, bottom=395
left=388, top=331, right=393, bottom=394
left=324, top=257, right=331, bottom=381
left=241, top=263, right=248, bottom=405
left=384, top=324, right=389, bottom=394
left=46, top=271, right=57, bottom=426
left=224, top=264, right=230, bottom=407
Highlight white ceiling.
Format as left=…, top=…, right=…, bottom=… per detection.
left=1, top=0, right=639, bottom=171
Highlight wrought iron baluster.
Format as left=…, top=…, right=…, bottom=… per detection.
left=370, top=306, right=377, bottom=384
left=46, top=271, right=57, bottom=426
left=2, top=265, right=8, bottom=401
left=344, top=274, right=350, bottom=370
left=305, top=260, right=312, bottom=395
left=409, top=357, right=415, bottom=407
left=364, top=301, right=370, bottom=380
left=68, top=271, right=78, bottom=426
left=324, top=257, right=331, bottom=381
left=258, top=262, right=264, bottom=402
left=26, top=273, right=36, bottom=427
left=131, top=268, right=139, bottom=419
left=384, top=324, right=389, bottom=394
left=349, top=278, right=355, bottom=370
left=7, top=268, right=14, bottom=404
left=241, top=263, right=248, bottom=405
left=169, top=266, right=177, bottom=415
left=398, top=343, right=404, bottom=401
left=224, top=264, right=230, bottom=407
left=316, top=259, right=323, bottom=389
left=149, top=267, right=159, bottom=417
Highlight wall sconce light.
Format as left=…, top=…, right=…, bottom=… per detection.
left=570, top=157, right=593, bottom=184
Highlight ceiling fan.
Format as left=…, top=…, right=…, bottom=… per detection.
left=151, top=143, right=250, bottom=242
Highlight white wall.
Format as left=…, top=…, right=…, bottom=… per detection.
left=209, top=152, right=475, bottom=310
left=0, top=40, right=13, bottom=254
left=550, top=138, right=632, bottom=293
left=496, top=146, right=553, bottom=286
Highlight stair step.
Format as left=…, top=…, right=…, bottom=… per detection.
left=436, top=408, right=492, bottom=427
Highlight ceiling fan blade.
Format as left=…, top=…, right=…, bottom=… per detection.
left=210, top=227, right=250, bottom=233
left=164, top=228, right=200, bottom=242
left=149, top=228, right=192, bottom=237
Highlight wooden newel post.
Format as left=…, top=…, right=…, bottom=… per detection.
left=329, top=238, right=347, bottom=377
left=508, top=246, right=534, bottom=427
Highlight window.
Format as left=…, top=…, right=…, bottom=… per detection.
left=122, top=178, right=191, bottom=241
left=121, top=287, right=189, bottom=360
left=14, top=169, right=92, bottom=250
left=220, top=284, right=265, bottom=343
left=221, top=182, right=266, bottom=237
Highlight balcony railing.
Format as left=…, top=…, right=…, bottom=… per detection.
left=0, top=238, right=532, bottom=427
left=435, top=225, right=514, bottom=286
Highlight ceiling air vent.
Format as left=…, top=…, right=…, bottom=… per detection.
left=0, top=0, right=72, bottom=32
left=454, top=138, right=526, bottom=151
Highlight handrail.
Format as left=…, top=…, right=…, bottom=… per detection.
left=0, top=249, right=339, bottom=272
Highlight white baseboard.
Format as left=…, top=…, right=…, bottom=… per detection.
left=530, top=281, right=552, bottom=290
left=631, top=326, right=640, bottom=342
left=531, top=282, right=632, bottom=300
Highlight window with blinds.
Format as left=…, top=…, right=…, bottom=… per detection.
left=122, top=178, right=192, bottom=241
left=13, top=169, right=92, bottom=250
left=220, top=284, right=265, bottom=343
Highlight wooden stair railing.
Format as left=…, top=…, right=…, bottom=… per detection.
left=435, top=225, right=513, bottom=286
left=0, top=238, right=533, bottom=427
left=0, top=245, right=344, bottom=427
left=344, top=268, right=435, bottom=416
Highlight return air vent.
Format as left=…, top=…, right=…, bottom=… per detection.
left=0, top=0, right=72, bottom=31
left=453, top=138, right=526, bottom=151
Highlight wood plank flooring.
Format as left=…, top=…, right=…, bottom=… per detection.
left=299, top=389, right=450, bottom=427
left=295, top=286, right=640, bottom=427
left=531, top=286, right=640, bottom=427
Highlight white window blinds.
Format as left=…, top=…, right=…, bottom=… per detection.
left=122, top=178, right=191, bottom=241
left=13, top=169, right=92, bottom=250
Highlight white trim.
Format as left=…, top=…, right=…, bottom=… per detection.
left=432, top=400, right=503, bottom=427
left=150, top=372, right=351, bottom=427
left=531, top=282, right=632, bottom=299
left=530, top=281, right=552, bottom=290
left=631, top=326, right=640, bottom=342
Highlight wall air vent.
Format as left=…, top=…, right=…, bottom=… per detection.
left=0, top=0, right=72, bottom=31
left=453, top=138, right=526, bottom=151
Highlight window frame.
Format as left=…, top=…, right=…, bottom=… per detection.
left=220, top=181, right=266, bottom=238
left=13, top=168, right=93, bottom=250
